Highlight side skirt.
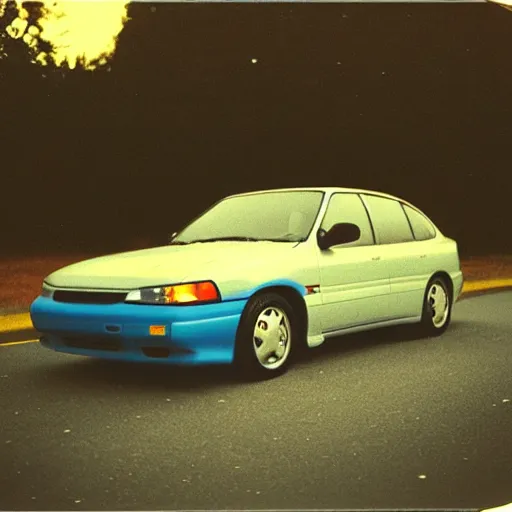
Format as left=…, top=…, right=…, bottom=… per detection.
left=307, top=316, right=421, bottom=347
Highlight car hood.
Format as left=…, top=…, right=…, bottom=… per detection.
left=45, top=242, right=298, bottom=290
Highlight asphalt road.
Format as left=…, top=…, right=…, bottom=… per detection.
left=1, top=291, right=511, bottom=511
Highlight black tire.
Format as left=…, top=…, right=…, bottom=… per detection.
left=233, top=292, right=297, bottom=380
left=418, top=276, right=452, bottom=337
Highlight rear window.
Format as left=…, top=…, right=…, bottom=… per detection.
left=402, top=204, right=436, bottom=241
left=363, top=195, right=414, bottom=245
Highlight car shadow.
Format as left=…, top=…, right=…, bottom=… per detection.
left=299, top=323, right=436, bottom=364
left=37, top=323, right=463, bottom=392
left=39, top=357, right=243, bottom=392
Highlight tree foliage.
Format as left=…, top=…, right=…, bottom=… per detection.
left=0, top=0, right=113, bottom=76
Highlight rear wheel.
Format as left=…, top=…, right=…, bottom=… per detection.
left=418, top=276, right=452, bottom=337
left=234, top=292, right=296, bottom=379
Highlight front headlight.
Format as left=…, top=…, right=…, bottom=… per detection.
left=125, top=281, right=220, bottom=305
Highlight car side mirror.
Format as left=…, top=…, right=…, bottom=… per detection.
left=169, top=232, right=178, bottom=244
left=317, top=223, right=361, bottom=250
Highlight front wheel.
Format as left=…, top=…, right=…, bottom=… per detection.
left=418, top=276, right=452, bottom=337
left=234, top=292, right=296, bottom=379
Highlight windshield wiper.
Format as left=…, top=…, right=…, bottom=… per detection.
left=260, top=237, right=307, bottom=243
left=188, top=236, right=262, bottom=243
left=172, top=236, right=306, bottom=244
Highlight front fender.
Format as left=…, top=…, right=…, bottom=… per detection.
left=222, top=278, right=307, bottom=302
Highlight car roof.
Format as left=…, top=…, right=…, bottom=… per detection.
left=226, top=187, right=410, bottom=205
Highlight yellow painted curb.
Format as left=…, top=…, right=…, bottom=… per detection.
left=0, top=312, right=33, bottom=334
left=462, top=278, right=512, bottom=292
left=1, top=279, right=512, bottom=334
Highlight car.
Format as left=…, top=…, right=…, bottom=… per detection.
left=30, top=187, right=464, bottom=378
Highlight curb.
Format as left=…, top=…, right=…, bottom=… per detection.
left=1, top=281, right=512, bottom=345
left=458, top=285, right=512, bottom=301
left=0, top=311, right=33, bottom=333
left=461, top=278, right=512, bottom=293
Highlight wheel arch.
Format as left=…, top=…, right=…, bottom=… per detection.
left=245, top=284, right=309, bottom=351
left=428, top=271, right=454, bottom=302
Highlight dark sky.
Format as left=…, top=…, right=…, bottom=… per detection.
left=2, top=2, right=512, bottom=257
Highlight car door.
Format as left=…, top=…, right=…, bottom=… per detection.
left=316, top=193, right=391, bottom=333
left=361, top=195, right=430, bottom=320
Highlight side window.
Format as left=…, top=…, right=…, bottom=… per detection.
left=402, top=204, right=436, bottom=241
left=320, top=193, right=374, bottom=247
left=363, top=195, right=414, bottom=245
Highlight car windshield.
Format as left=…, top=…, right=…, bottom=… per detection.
left=173, top=190, right=324, bottom=244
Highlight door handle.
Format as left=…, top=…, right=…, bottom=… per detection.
left=372, top=256, right=381, bottom=261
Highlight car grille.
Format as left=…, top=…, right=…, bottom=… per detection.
left=53, top=291, right=127, bottom=304
left=62, top=336, right=121, bottom=351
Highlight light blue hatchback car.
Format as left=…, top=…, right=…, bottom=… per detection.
left=30, top=187, right=464, bottom=378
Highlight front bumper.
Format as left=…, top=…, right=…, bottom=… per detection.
left=30, top=296, right=248, bottom=365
